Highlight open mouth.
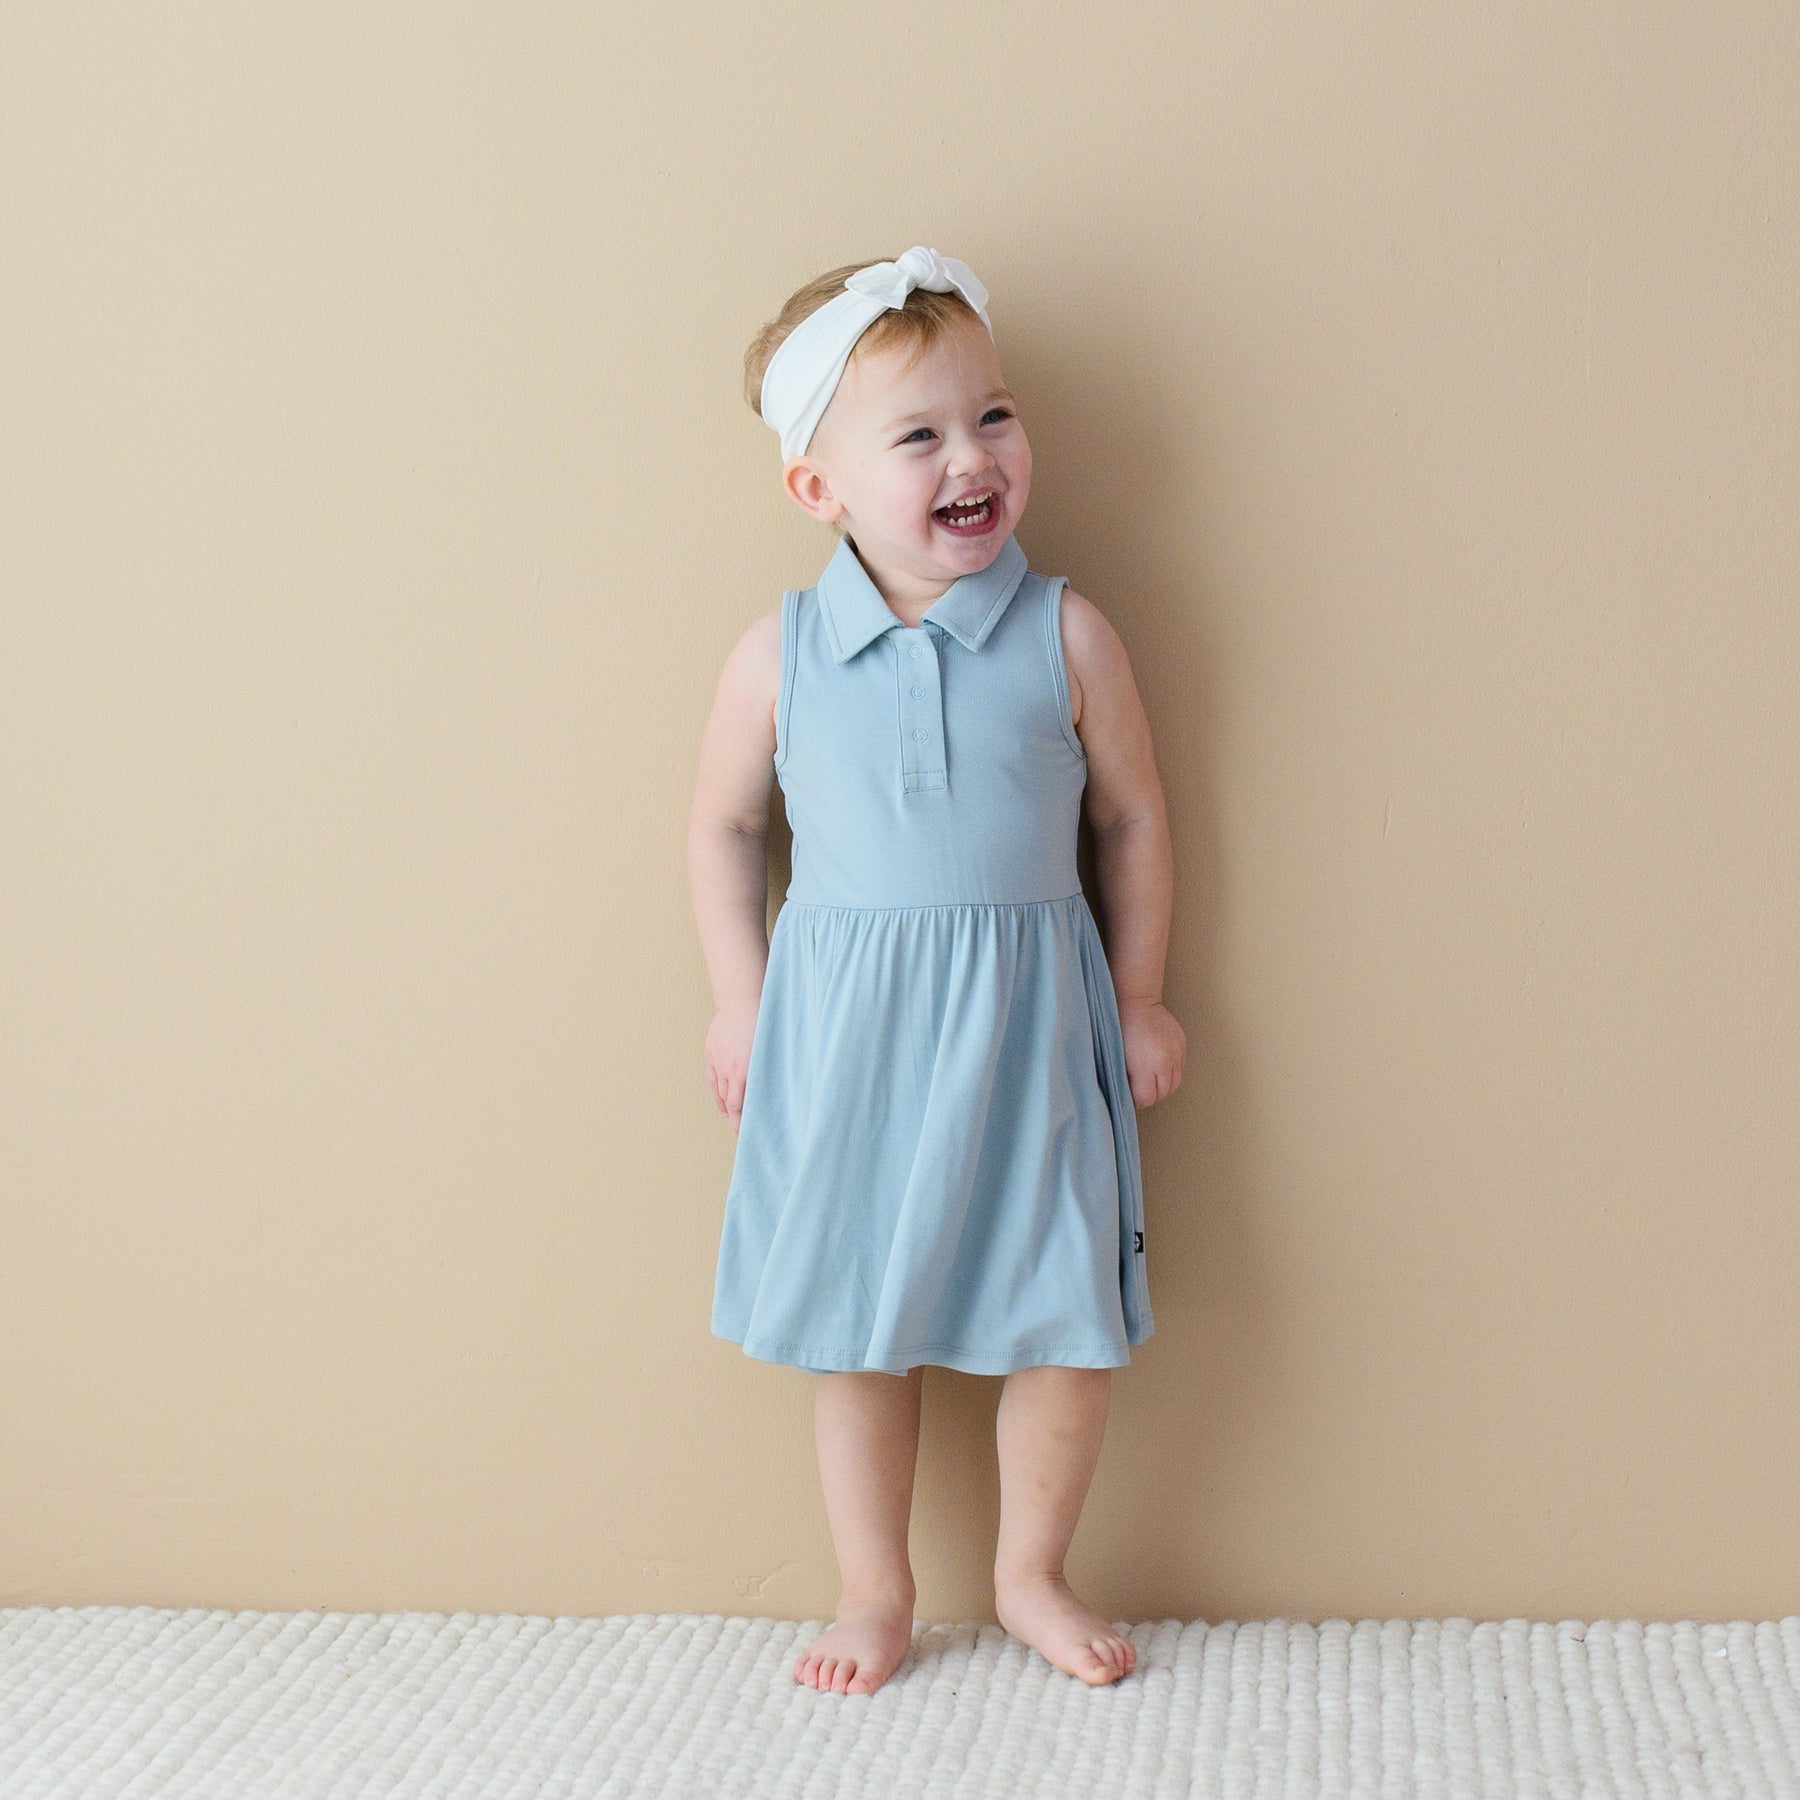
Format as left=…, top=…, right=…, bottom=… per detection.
left=931, top=490, right=1000, bottom=536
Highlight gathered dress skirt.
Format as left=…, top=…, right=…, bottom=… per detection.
left=710, top=889, right=1152, bottom=1376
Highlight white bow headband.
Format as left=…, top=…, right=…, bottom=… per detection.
left=759, top=245, right=993, bottom=462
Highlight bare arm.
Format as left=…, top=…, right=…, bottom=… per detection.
left=1060, top=587, right=1185, bottom=1108
left=687, top=605, right=783, bottom=1128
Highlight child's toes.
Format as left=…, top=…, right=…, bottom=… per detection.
left=829, top=1657, right=857, bottom=1694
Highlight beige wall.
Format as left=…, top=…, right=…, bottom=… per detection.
left=3, top=3, right=1797, bottom=1625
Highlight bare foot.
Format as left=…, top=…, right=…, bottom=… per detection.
left=994, top=1572, right=1137, bottom=1685
left=792, top=1591, right=916, bottom=1695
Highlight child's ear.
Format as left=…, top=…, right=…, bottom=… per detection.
left=782, top=457, right=843, bottom=525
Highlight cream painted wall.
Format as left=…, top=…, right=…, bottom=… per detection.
left=3, top=3, right=1797, bottom=1624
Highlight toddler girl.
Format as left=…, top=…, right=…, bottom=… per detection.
left=688, top=246, right=1184, bottom=1696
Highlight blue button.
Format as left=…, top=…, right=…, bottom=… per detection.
left=909, top=645, right=924, bottom=659
left=911, top=728, right=927, bottom=742
left=910, top=685, right=926, bottom=698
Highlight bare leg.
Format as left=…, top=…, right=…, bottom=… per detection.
left=992, top=1364, right=1137, bottom=1684
left=793, top=1364, right=924, bottom=1695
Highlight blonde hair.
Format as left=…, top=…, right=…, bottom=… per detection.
left=742, top=254, right=985, bottom=430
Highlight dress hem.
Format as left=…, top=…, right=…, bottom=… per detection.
left=712, top=1322, right=1151, bottom=1377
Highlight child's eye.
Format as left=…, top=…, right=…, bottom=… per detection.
left=899, top=409, right=1013, bottom=445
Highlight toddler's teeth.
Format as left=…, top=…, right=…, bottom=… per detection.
left=936, top=499, right=993, bottom=527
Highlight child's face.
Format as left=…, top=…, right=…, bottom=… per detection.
left=784, top=312, right=1032, bottom=587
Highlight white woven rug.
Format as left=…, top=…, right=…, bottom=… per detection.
left=3, top=1607, right=1798, bottom=1798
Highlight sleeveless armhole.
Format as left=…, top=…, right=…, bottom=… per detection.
left=1043, top=576, right=1087, bottom=760
left=772, top=589, right=800, bottom=773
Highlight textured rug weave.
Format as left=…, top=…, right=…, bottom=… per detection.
left=2, top=1606, right=1798, bottom=1797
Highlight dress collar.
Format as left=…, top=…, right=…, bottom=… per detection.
left=816, top=532, right=1030, bottom=663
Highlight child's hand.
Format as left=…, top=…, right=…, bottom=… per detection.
left=1118, top=1000, right=1185, bottom=1108
left=705, top=1005, right=760, bottom=1135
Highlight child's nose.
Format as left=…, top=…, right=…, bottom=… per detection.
left=948, top=436, right=997, bottom=472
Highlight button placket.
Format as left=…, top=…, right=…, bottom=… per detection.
left=897, top=626, right=946, bottom=794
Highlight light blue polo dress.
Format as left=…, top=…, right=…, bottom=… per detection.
left=710, top=529, right=1154, bottom=1376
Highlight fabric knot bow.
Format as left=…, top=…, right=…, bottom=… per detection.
left=841, top=245, right=990, bottom=318
left=760, top=245, right=995, bottom=463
